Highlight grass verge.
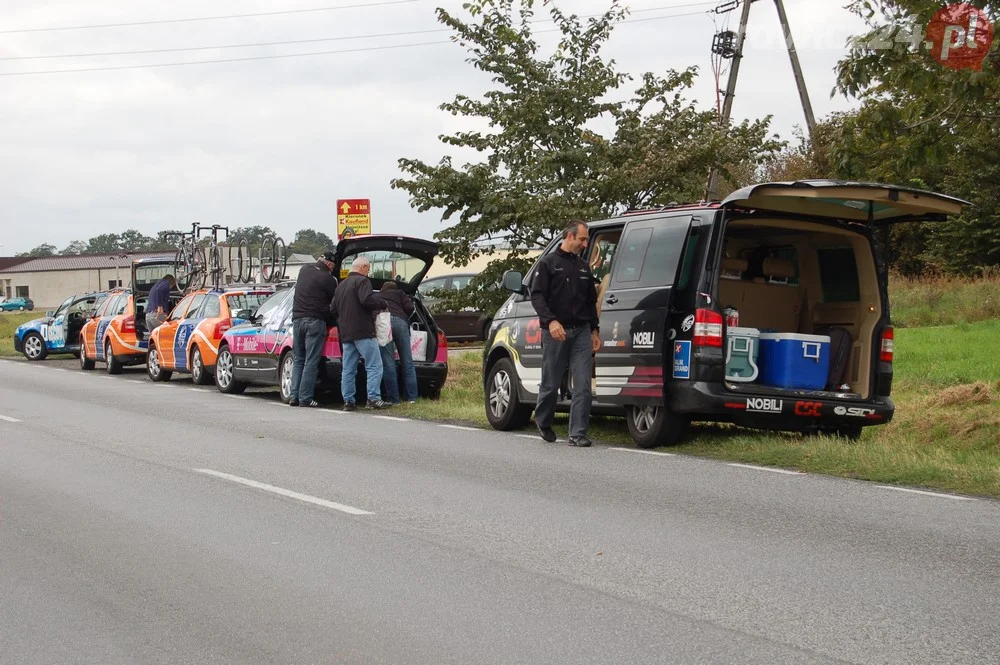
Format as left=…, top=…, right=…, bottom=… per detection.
left=0, top=311, right=38, bottom=358
left=890, top=272, right=1000, bottom=328
left=400, top=320, right=1000, bottom=498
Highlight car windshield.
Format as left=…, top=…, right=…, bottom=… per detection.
left=225, top=293, right=272, bottom=314
left=339, top=249, right=430, bottom=287
left=252, top=290, right=289, bottom=320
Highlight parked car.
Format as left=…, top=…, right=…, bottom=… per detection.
left=216, top=235, right=449, bottom=401
left=145, top=285, right=275, bottom=384
left=418, top=272, right=492, bottom=342
left=79, top=256, right=180, bottom=373
left=13, top=292, right=108, bottom=360
left=1, top=296, right=34, bottom=312
left=483, top=180, right=969, bottom=447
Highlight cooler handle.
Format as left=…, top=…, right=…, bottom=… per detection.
left=802, top=341, right=821, bottom=362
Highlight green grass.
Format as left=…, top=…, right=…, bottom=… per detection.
left=0, top=311, right=38, bottom=358
left=890, top=272, right=1000, bottom=328
left=403, top=321, right=1000, bottom=498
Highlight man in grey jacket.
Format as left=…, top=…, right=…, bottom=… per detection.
left=331, top=256, right=390, bottom=411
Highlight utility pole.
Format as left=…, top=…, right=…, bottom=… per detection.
left=705, top=0, right=753, bottom=202
left=773, top=0, right=816, bottom=137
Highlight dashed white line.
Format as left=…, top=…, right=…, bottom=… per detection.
left=51, top=368, right=69, bottom=372
left=0, top=415, right=21, bottom=423
left=188, top=388, right=208, bottom=392
left=373, top=415, right=409, bottom=422
left=193, top=469, right=372, bottom=515
left=515, top=434, right=542, bottom=440
left=225, top=395, right=251, bottom=400
left=99, top=376, right=115, bottom=380
left=610, top=447, right=676, bottom=457
left=876, top=485, right=976, bottom=501
left=439, top=424, right=479, bottom=432
left=728, top=463, right=803, bottom=476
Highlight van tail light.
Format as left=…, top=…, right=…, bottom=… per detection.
left=121, top=315, right=135, bottom=333
left=880, top=326, right=894, bottom=363
left=213, top=321, right=231, bottom=339
left=693, top=308, right=723, bottom=347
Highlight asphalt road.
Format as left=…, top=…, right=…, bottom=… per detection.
left=2, top=358, right=998, bottom=665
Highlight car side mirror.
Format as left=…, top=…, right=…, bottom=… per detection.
left=233, top=308, right=252, bottom=321
left=45, top=310, right=54, bottom=317
left=502, top=270, right=526, bottom=295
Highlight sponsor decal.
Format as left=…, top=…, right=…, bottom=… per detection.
left=746, top=397, right=782, bottom=414
left=794, top=401, right=822, bottom=417
left=176, top=323, right=191, bottom=351
left=672, top=341, right=691, bottom=379
left=834, top=406, right=878, bottom=418
left=681, top=314, right=695, bottom=332
left=525, top=318, right=542, bottom=348
left=604, top=320, right=626, bottom=348
left=632, top=331, right=656, bottom=349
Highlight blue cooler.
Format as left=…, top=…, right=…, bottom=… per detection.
left=758, top=332, right=831, bottom=390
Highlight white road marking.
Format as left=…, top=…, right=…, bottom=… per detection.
left=728, top=463, right=803, bottom=476
left=193, top=469, right=371, bottom=515
left=877, top=485, right=977, bottom=501
left=373, top=415, right=409, bottom=422
left=225, top=395, right=251, bottom=400
left=0, top=415, right=21, bottom=423
left=188, top=388, right=208, bottom=392
left=439, top=424, right=479, bottom=432
left=99, top=376, right=115, bottom=380
left=51, top=368, right=68, bottom=372
left=610, top=447, right=676, bottom=457
left=514, top=434, right=541, bottom=440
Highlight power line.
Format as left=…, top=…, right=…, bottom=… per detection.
left=0, top=3, right=718, bottom=61
left=0, top=0, right=420, bottom=35
left=0, top=10, right=714, bottom=77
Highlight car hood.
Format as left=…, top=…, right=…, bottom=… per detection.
left=15, top=316, right=51, bottom=335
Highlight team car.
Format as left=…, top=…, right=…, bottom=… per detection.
left=484, top=180, right=969, bottom=447
left=79, top=257, right=180, bottom=374
left=145, top=286, right=276, bottom=384
left=214, top=235, right=449, bottom=402
left=13, top=291, right=109, bottom=361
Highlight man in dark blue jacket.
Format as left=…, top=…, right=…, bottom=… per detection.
left=288, top=251, right=338, bottom=407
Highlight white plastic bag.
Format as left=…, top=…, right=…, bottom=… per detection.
left=376, top=311, right=393, bottom=347
left=410, top=325, right=428, bottom=361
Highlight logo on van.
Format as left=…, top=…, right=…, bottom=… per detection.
left=632, top=331, right=656, bottom=349
left=794, top=401, right=822, bottom=417
left=681, top=315, right=695, bottom=332
left=834, top=406, right=878, bottom=418
left=672, top=341, right=691, bottom=379
left=746, top=398, right=782, bottom=413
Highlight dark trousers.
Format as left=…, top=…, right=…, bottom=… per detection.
left=535, top=326, right=593, bottom=438
left=290, top=317, right=327, bottom=402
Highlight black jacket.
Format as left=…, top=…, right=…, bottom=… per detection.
left=374, top=289, right=414, bottom=321
left=332, top=272, right=386, bottom=342
left=529, top=247, right=599, bottom=331
left=292, top=261, right=338, bottom=323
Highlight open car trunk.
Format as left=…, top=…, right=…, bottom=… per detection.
left=717, top=217, right=882, bottom=399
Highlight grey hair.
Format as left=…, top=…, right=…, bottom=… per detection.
left=351, top=256, right=370, bottom=271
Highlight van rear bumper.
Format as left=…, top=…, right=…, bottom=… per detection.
left=670, top=381, right=894, bottom=428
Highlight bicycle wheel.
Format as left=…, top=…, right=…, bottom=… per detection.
left=189, top=245, right=207, bottom=290
left=230, top=240, right=244, bottom=284
left=209, top=245, right=223, bottom=289
left=258, top=237, right=275, bottom=283
left=271, top=237, right=287, bottom=282
left=174, top=249, right=190, bottom=290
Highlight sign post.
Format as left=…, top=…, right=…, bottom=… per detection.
left=337, top=199, right=371, bottom=240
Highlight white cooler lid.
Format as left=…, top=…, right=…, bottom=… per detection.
left=727, top=326, right=760, bottom=336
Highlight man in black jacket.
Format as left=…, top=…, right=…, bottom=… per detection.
left=288, top=251, right=338, bottom=407
left=331, top=256, right=390, bottom=410
left=530, top=220, right=601, bottom=447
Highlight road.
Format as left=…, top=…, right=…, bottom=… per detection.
left=1, top=358, right=998, bottom=665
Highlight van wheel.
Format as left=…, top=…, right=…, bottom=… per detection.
left=215, top=345, right=246, bottom=394
left=22, top=332, right=47, bottom=361
left=485, top=358, right=532, bottom=430
left=191, top=346, right=211, bottom=385
left=146, top=345, right=172, bottom=382
left=627, top=404, right=689, bottom=448
left=79, top=343, right=95, bottom=370
left=105, top=341, right=123, bottom=375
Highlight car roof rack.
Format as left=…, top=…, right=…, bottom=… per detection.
left=622, top=201, right=721, bottom=216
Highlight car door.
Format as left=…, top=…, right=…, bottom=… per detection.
left=171, top=293, right=207, bottom=372
left=154, top=294, right=194, bottom=370
left=86, top=294, right=118, bottom=360
left=43, top=296, right=74, bottom=351
left=594, top=215, right=693, bottom=406
left=66, top=295, right=101, bottom=350
left=231, top=289, right=292, bottom=381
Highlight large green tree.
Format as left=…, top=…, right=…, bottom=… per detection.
left=391, top=0, right=782, bottom=311
left=289, top=229, right=334, bottom=257
left=17, top=243, right=57, bottom=258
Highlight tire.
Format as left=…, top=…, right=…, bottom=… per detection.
left=190, top=245, right=207, bottom=290
left=22, top=332, right=47, bottom=361
left=79, top=341, right=95, bottom=370
left=190, top=346, right=212, bottom=385
left=259, top=238, right=275, bottom=283
left=626, top=404, right=690, bottom=448
left=279, top=351, right=294, bottom=403
left=214, top=345, right=247, bottom=394
left=272, top=237, right=287, bottom=281
left=208, top=245, right=223, bottom=289
left=146, top=344, right=172, bottom=382
left=484, top=358, right=532, bottom=430
left=105, top=340, right=123, bottom=375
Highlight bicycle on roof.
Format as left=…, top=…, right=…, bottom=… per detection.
left=229, top=232, right=286, bottom=284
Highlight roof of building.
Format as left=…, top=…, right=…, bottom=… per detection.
left=0, top=250, right=172, bottom=274
left=0, top=257, right=31, bottom=271
left=287, top=253, right=317, bottom=264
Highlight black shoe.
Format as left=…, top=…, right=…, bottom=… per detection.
left=343, top=402, right=356, bottom=412
left=568, top=435, right=593, bottom=447
left=365, top=400, right=390, bottom=410
left=288, top=399, right=299, bottom=407
left=537, top=425, right=557, bottom=443
left=301, top=400, right=320, bottom=408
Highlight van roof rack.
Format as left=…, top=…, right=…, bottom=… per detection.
left=622, top=201, right=721, bottom=216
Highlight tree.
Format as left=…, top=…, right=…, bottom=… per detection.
left=230, top=226, right=277, bottom=254
left=60, top=240, right=87, bottom=255
left=85, top=233, right=122, bottom=254
left=390, top=0, right=782, bottom=312
left=117, top=229, right=155, bottom=252
left=289, top=229, right=334, bottom=257
left=16, top=243, right=57, bottom=257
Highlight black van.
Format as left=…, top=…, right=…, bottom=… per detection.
left=481, top=180, right=969, bottom=447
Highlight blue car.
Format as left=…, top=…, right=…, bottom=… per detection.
left=1, top=296, right=34, bottom=311
left=14, top=291, right=110, bottom=361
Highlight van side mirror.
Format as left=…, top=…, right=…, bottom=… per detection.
left=502, top=270, right=526, bottom=295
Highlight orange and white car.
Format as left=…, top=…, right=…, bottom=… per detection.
left=79, top=257, right=179, bottom=374
left=145, top=286, right=275, bottom=384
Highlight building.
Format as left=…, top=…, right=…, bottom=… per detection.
left=0, top=257, right=31, bottom=300
left=424, top=248, right=544, bottom=279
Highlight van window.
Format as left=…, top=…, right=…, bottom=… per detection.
left=612, top=227, right=652, bottom=284
left=676, top=225, right=709, bottom=293
left=611, top=219, right=691, bottom=289
left=818, top=247, right=861, bottom=302
left=588, top=232, right=621, bottom=282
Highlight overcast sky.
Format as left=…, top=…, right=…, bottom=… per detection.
left=0, top=0, right=868, bottom=255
